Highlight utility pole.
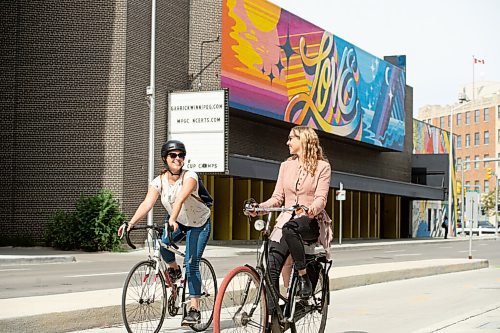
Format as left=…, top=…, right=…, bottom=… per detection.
left=146, top=0, right=156, bottom=228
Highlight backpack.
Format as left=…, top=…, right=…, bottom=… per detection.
left=181, top=172, right=213, bottom=207
left=196, top=177, right=213, bottom=207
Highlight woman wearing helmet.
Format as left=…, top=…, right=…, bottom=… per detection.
left=118, top=139, right=211, bottom=326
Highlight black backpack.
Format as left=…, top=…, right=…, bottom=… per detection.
left=181, top=172, right=213, bottom=207
left=197, top=177, right=213, bottom=207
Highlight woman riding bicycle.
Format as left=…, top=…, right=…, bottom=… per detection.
left=250, top=126, right=332, bottom=304
left=117, top=139, right=211, bottom=326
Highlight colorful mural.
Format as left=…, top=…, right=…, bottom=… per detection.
left=413, top=120, right=449, bottom=154
left=221, top=0, right=406, bottom=151
left=412, top=119, right=457, bottom=236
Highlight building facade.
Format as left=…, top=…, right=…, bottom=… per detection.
left=418, top=83, right=500, bottom=196
left=1, top=0, right=444, bottom=244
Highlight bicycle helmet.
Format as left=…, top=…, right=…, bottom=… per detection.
left=161, top=140, right=186, bottom=158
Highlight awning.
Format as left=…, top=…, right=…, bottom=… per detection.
left=228, top=154, right=445, bottom=201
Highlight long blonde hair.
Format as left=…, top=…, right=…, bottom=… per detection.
left=288, top=126, right=327, bottom=175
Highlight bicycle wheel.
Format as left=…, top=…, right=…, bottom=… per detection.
left=122, top=260, right=167, bottom=333
left=213, top=266, right=267, bottom=333
left=293, top=267, right=328, bottom=333
left=187, top=257, right=218, bottom=332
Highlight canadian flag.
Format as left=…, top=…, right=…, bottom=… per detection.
left=474, top=58, right=485, bottom=64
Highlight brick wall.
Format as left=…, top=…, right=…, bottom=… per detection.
left=0, top=1, right=128, bottom=241
left=0, top=0, right=192, bottom=242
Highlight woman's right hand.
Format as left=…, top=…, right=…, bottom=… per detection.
left=169, top=220, right=179, bottom=233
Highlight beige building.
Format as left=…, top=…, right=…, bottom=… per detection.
left=418, top=81, right=500, bottom=196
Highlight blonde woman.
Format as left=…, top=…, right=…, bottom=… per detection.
left=253, top=126, right=332, bottom=304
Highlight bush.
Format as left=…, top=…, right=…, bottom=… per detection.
left=45, top=190, right=125, bottom=252
left=44, top=210, right=79, bottom=250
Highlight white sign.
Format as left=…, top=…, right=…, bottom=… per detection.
left=465, top=191, right=480, bottom=222
left=336, top=190, right=346, bottom=201
left=168, top=90, right=227, bottom=173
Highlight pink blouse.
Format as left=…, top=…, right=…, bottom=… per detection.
left=259, top=158, right=333, bottom=258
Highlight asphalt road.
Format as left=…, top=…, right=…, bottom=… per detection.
left=1, top=237, right=499, bottom=299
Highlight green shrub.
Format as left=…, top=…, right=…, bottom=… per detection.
left=75, top=190, right=125, bottom=252
left=45, top=190, right=125, bottom=252
left=44, top=210, right=80, bottom=250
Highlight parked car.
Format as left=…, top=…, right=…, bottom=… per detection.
left=462, top=220, right=497, bottom=235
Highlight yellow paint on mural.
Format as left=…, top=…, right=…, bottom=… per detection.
left=243, top=0, right=281, bottom=32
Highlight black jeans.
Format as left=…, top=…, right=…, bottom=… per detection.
left=267, top=216, right=319, bottom=309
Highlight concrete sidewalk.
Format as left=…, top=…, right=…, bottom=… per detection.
left=0, top=237, right=492, bottom=333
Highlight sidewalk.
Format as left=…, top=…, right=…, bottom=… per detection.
left=0, top=237, right=492, bottom=333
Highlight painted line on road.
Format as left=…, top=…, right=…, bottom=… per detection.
left=65, top=272, right=129, bottom=278
left=0, top=268, right=30, bottom=272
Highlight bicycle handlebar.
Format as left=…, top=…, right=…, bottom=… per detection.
left=122, top=223, right=179, bottom=250
left=243, top=204, right=309, bottom=214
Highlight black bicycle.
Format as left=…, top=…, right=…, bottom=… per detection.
left=213, top=203, right=332, bottom=333
left=121, top=223, right=217, bottom=333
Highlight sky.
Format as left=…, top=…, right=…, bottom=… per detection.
left=271, top=0, right=500, bottom=117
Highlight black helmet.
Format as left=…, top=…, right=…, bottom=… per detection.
left=161, top=140, right=186, bottom=158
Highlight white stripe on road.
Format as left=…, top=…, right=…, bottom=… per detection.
left=65, top=272, right=129, bottom=278
left=0, top=268, right=30, bottom=272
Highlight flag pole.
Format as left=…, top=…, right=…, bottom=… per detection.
left=472, top=55, right=475, bottom=101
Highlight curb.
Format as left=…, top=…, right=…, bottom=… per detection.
left=0, top=255, right=76, bottom=266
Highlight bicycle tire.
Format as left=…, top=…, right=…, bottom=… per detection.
left=213, top=266, right=267, bottom=333
left=187, top=257, right=218, bottom=332
left=292, top=267, right=328, bottom=333
left=122, top=260, right=167, bottom=333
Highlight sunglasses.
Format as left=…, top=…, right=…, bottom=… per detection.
left=167, top=152, right=186, bottom=159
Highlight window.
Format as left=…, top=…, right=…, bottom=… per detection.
left=456, top=113, right=462, bottom=126
left=457, top=135, right=462, bottom=148
left=465, top=156, right=470, bottom=170
left=448, top=115, right=451, bottom=127
left=466, top=181, right=471, bottom=191
left=498, top=153, right=500, bottom=167
left=484, top=154, right=489, bottom=167
left=474, top=132, right=480, bottom=146
left=474, top=155, right=480, bottom=169
left=484, top=107, right=489, bottom=122
left=484, top=131, right=490, bottom=144
left=439, top=116, right=444, bottom=128
left=498, top=129, right=500, bottom=143
left=457, top=157, right=462, bottom=168
left=465, top=134, right=470, bottom=147
left=475, top=180, right=480, bottom=193
left=497, top=105, right=500, bottom=119
left=484, top=180, right=490, bottom=194
left=465, top=111, right=470, bottom=124
left=474, top=109, right=480, bottom=123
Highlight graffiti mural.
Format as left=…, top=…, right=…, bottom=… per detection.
left=221, top=0, right=406, bottom=151
left=413, top=119, right=457, bottom=236
left=413, top=120, right=449, bottom=154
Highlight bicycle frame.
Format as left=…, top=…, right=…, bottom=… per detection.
left=244, top=207, right=332, bottom=330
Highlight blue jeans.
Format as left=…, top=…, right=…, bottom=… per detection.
left=160, top=218, right=211, bottom=297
